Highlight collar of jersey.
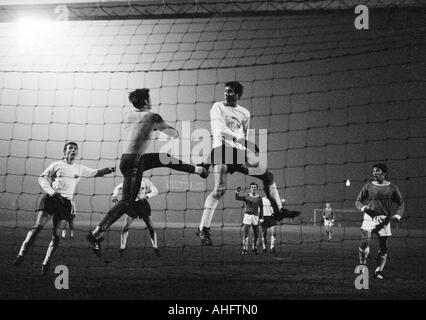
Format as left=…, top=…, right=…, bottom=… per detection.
left=372, top=181, right=390, bottom=186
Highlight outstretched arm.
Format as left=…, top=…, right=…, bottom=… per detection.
left=94, top=167, right=115, bottom=177
left=152, top=113, right=179, bottom=138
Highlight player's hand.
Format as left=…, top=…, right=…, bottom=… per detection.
left=48, top=190, right=57, bottom=197
left=391, top=214, right=401, bottom=222
left=235, top=186, right=241, bottom=193
left=259, top=219, right=264, bottom=224
left=111, top=196, right=118, bottom=204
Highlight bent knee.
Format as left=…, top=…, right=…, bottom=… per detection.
left=360, top=239, right=370, bottom=249
left=211, top=187, right=226, bottom=199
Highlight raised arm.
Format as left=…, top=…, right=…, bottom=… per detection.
left=234, top=186, right=245, bottom=201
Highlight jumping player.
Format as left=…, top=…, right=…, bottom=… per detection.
left=235, top=183, right=263, bottom=255
left=112, top=178, right=160, bottom=256
left=322, top=203, right=334, bottom=241
left=355, top=163, right=404, bottom=280
left=87, top=88, right=208, bottom=256
left=197, top=81, right=300, bottom=246
left=13, top=142, right=115, bottom=274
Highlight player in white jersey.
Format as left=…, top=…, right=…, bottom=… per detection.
left=197, top=81, right=300, bottom=246
left=112, top=178, right=160, bottom=256
left=13, top=142, right=115, bottom=275
left=322, top=203, right=334, bottom=241
left=260, top=197, right=285, bottom=254
left=355, top=163, right=404, bottom=280
left=87, top=88, right=208, bottom=256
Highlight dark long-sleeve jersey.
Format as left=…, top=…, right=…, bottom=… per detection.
left=235, top=193, right=263, bottom=218
left=355, top=181, right=404, bottom=218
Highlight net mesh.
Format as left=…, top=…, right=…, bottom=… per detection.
left=1, top=5, right=426, bottom=299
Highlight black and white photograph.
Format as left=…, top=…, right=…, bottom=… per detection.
left=0, top=0, right=425, bottom=307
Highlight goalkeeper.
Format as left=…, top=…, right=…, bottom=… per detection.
left=355, top=163, right=404, bottom=280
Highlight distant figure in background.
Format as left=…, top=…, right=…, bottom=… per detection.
left=112, top=177, right=160, bottom=257
left=355, top=163, right=404, bottom=280
left=322, top=203, right=334, bottom=241
left=235, top=182, right=263, bottom=255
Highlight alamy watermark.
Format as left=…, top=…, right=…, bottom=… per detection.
left=157, top=121, right=268, bottom=175
left=54, top=265, right=69, bottom=290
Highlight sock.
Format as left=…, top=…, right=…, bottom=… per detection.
left=150, top=233, right=158, bottom=249
left=266, top=183, right=282, bottom=211
left=42, top=240, right=57, bottom=265
left=70, top=230, right=74, bottom=238
left=243, top=237, right=249, bottom=251
left=120, top=231, right=129, bottom=249
left=92, top=226, right=105, bottom=240
left=376, top=254, right=387, bottom=272
left=271, top=234, right=276, bottom=249
left=18, top=230, right=34, bottom=256
left=199, top=194, right=219, bottom=231
left=262, top=236, right=267, bottom=250
left=359, top=246, right=369, bottom=265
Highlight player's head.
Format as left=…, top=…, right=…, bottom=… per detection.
left=372, top=163, right=388, bottom=182
left=129, top=88, right=151, bottom=110
left=224, top=81, right=243, bottom=103
left=250, top=182, right=258, bottom=192
left=63, top=142, right=78, bottom=162
left=326, top=202, right=331, bottom=209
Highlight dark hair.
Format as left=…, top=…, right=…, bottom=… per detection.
left=225, top=81, right=243, bottom=98
left=373, top=163, right=388, bottom=174
left=63, top=142, right=78, bottom=153
left=129, top=88, right=150, bottom=109
left=250, top=182, right=258, bottom=188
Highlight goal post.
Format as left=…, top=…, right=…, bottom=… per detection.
left=313, top=209, right=363, bottom=227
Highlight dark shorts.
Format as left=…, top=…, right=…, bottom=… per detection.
left=126, top=200, right=151, bottom=219
left=209, top=145, right=247, bottom=174
left=261, top=216, right=276, bottom=229
left=38, top=194, right=73, bottom=224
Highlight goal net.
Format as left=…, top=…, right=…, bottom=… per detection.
left=1, top=0, right=426, bottom=299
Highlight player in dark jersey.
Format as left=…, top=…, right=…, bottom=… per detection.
left=235, top=182, right=263, bottom=255
left=355, top=163, right=404, bottom=280
left=86, top=88, right=208, bottom=256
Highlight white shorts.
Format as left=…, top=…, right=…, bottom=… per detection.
left=324, top=219, right=334, bottom=227
left=361, top=214, right=391, bottom=237
left=243, top=214, right=259, bottom=226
